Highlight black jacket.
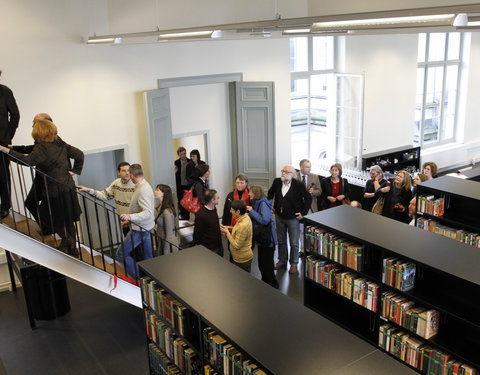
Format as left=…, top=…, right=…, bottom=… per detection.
left=174, top=157, right=191, bottom=187
left=0, top=84, right=20, bottom=146
left=320, top=177, right=350, bottom=210
left=267, top=178, right=311, bottom=219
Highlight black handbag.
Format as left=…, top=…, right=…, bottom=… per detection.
left=253, top=222, right=272, bottom=247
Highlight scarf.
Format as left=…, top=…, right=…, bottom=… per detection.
left=231, top=188, right=250, bottom=226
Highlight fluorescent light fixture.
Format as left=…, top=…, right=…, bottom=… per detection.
left=311, top=14, right=457, bottom=31
left=158, top=30, right=214, bottom=40
left=283, top=28, right=311, bottom=34
left=87, top=36, right=123, bottom=44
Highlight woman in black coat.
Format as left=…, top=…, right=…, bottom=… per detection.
left=186, top=149, right=206, bottom=186
left=0, top=119, right=84, bottom=255
left=192, top=164, right=210, bottom=205
left=320, top=163, right=350, bottom=210
left=383, top=170, right=413, bottom=224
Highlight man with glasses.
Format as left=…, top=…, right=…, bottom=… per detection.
left=268, top=165, right=311, bottom=274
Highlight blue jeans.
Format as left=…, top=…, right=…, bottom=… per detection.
left=275, top=215, right=300, bottom=267
left=116, top=229, right=153, bottom=279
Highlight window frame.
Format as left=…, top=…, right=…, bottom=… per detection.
left=416, top=32, right=464, bottom=148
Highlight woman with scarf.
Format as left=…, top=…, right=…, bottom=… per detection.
left=222, top=174, right=250, bottom=227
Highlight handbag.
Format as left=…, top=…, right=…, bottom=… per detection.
left=180, top=188, right=200, bottom=213
left=372, top=196, right=385, bottom=215
left=341, top=179, right=351, bottom=205
left=253, top=222, right=272, bottom=247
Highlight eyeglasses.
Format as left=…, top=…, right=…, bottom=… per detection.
left=281, top=170, right=293, bottom=174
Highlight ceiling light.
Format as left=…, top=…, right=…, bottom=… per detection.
left=87, top=36, right=123, bottom=44
left=283, top=28, right=311, bottom=34
left=158, top=30, right=215, bottom=40
left=311, top=14, right=457, bottom=31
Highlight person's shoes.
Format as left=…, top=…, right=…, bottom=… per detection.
left=289, top=265, right=298, bottom=274
left=274, top=262, right=286, bottom=270
left=0, top=210, right=9, bottom=219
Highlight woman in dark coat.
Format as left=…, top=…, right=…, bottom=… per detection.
left=222, top=173, right=250, bottom=227
left=191, top=164, right=210, bottom=205
left=319, top=163, right=350, bottom=210
left=383, top=170, right=413, bottom=224
left=0, top=119, right=84, bottom=256
left=186, top=149, right=206, bottom=185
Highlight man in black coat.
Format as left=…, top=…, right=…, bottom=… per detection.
left=174, top=146, right=191, bottom=220
left=0, top=70, right=20, bottom=219
left=268, top=165, right=311, bottom=274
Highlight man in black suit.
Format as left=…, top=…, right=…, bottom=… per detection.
left=0, top=70, right=20, bottom=219
left=174, top=146, right=191, bottom=220
left=268, top=165, right=311, bottom=274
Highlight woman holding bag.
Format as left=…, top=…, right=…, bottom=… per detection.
left=247, top=185, right=279, bottom=289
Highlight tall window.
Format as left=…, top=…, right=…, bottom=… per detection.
left=290, top=36, right=335, bottom=167
left=415, top=32, right=464, bottom=147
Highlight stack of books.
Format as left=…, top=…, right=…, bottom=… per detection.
left=145, top=309, right=201, bottom=374
left=381, top=292, right=439, bottom=339
left=379, top=324, right=478, bottom=375
left=305, top=256, right=379, bottom=312
left=202, top=327, right=266, bottom=375
left=382, top=258, right=416, bottom=292
left=417, top=195, right=445, bottom=217
left=305, top=226, right=364, bottom=271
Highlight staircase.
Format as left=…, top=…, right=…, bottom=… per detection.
left=0, top=153, right=176, bottom=309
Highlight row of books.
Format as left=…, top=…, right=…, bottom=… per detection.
left=305, top=226, right=364, bottom=271
left=305, top=255, right=379, bottom=312
left=141, top=276, right=197, bottom=337
left=379, top=324, right=477, bottom=375
left=416, top=217, right=480, bottom=248
left=381, top=291, right=439, bottom=339
left=382, top=257, right=416, bottom=292
left=417, top=195, right=445, bottom=217
left=145, top=309, right=202, bottom=375
left=149, top=343, right=183, bottom=375
left=203, top=327, right=266, bottom=375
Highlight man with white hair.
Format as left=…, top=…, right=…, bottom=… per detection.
left=268, top=165, right=311, bottom=274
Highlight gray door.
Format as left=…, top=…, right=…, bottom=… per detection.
left=143, top=89, right=175, bottom=189
left=229, top=81, right=275, bottom=190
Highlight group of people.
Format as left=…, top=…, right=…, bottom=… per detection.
left=362, top=161, right=437, bottom=225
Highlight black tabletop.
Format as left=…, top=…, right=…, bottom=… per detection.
left=139, top=247, right=416, bottom=375
left=305, top=205, right=480, bottom=287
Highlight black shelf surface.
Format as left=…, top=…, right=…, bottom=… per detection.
left=139, top=247, right=416, bottom=375
left=305, top=205, right=480, bottom=288
left=418, top=175, right=480, bottom=201
left=362, top=145, right=419, bottom=159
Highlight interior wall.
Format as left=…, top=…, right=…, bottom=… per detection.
left=1, top=0, right=291, bottom=184
left=344, top=34, right=418, bottom=154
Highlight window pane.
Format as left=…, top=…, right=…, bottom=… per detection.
left=291, top=78, right=309, bottom=166
left=418, top=33, right=426, bottom=63
left=290, top=37, right=308, bottom=72
left=414, top=68, right=425, bottom=144
left=447, top=32, right=460, bottom=60
left=310, top=74, right=330, bottom=165
left=428, top=33, right=446, bottom=62
left=424, top=67, right=443, bottom=143
left=443, top=65, right=459, bottom=139
left=313, top=36, right=333, bottom=70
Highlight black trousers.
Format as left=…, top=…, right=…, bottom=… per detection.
left=0, top=153, right=11, bottom=212
left=257, top=245, right=279, bottom=288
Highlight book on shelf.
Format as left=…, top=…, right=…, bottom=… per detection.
left=382, top=258, right=415, bottom=292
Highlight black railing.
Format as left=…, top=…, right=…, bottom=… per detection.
left=0, top=152, right=181, bottom=284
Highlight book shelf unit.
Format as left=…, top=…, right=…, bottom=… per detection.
left=361, top=145, right=420, bottom=173
left=415, top=176, right=480, bottom=247
left=138, top=246, right=415, bottom=375
left=304, top=205, right=480, bottom=374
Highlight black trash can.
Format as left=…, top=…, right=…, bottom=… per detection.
left=21, top=263, right=70, bottom=321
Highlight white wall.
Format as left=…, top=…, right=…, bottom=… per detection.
left=345, top=34, right=418, bottom=154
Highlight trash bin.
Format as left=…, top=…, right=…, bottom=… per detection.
left=21, top=263, right=70, bottom=321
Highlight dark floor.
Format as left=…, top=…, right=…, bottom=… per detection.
left=0, top=247, right=303, bottom=375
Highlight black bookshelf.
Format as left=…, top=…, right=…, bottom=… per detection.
left=304, top=205, right=480, bottom=374
left=361, top=145, right=420, bottom=173
left=415, top=175, right=480, bottom=245
left=139, top=246, right=415, bottom=375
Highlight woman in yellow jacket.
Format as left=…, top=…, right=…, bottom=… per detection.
left=220, top=200, right=253, bottom=272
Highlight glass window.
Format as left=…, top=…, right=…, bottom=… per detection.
left=290, top=36, right=335, bottom=167
left=414, top=32, right=465, bottom=147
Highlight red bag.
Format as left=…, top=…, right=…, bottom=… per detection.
left=180, top=188, right=200, bottom=213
